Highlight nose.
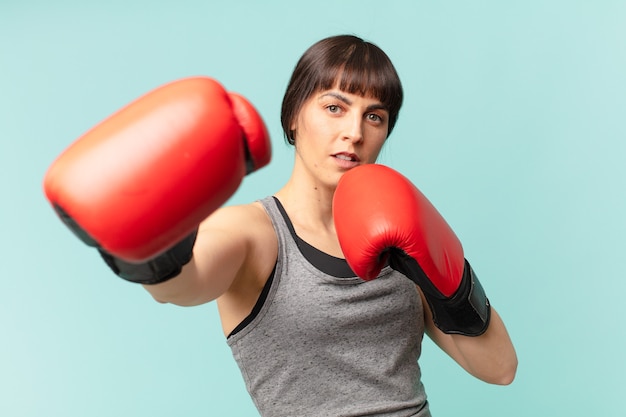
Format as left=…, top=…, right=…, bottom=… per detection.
left=342, top=114, right=363, bottom=144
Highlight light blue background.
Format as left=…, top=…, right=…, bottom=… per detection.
left=2, top=1, right=625, bottom=416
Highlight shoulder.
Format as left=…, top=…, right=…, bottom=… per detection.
left=200, top=200, right=273, bottom=238
left=208, top=202, right=278, bottom=332
left=199, top=200, right=277, bottom=276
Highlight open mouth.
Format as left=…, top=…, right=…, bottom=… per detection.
left=333, top=152, right=359, bottom=162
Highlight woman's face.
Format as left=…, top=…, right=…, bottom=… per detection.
left=291, top=87, right=389, bottom=188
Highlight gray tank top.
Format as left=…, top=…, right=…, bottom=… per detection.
left=227, top=196, right=430, bottom=416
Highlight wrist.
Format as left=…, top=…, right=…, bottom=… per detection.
left=426, top=260, right=491, bottom=336
left=99, top=229, right=198, bottom=285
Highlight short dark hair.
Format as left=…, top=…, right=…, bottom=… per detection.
left=281, top=34, right=403, bottom=145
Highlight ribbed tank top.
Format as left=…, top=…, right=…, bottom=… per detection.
left=227, top=196, right=430, bottom=417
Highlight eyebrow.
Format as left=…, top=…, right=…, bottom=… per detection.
left=319, top=92, right=388, bottom=113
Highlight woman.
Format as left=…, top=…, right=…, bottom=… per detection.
left=149, top=34, right=516, bottom=416
left=47, top=34, right=517, bottom=416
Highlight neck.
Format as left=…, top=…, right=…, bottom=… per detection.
left=274, top=162, right=337, bottom=233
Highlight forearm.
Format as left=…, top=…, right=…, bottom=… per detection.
left=141, top=223, right=252, bottom=306
left=98, top=230, right=214, bottom=306
left=140, top=252, right=239, bottom=307
left=424, top=295, right=517, bottom=385
left=141, top=265, right=211, bottom=306
left=418, top=286, right=517, bottom=384
left=451, top=308, right=517, bottom=384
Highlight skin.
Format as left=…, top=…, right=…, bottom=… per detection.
left=143, top=85, right=518, bottom=386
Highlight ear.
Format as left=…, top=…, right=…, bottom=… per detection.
left=286, top=129, right=296, bottom=145
left=289, top=119, right=297, bottom=143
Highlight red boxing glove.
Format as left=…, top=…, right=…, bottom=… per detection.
left=333, top=164, right=490, bottom=336
left=44, top=77, right=271, bottom=282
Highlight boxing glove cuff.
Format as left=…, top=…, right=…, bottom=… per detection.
left=427, top=260, right=491, bottom=336
left=98, top=230, right=198, bottom=285
left=389, top=251, right=490, bottom=336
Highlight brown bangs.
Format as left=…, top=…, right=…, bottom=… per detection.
left=281, top=35, right=403, bottom=145
left=313, top=42, right=401, bottom=110
left=338, top=45, right=402, bottom=114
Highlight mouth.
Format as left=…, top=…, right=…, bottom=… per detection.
left=333, top=152, right=360, bottom=162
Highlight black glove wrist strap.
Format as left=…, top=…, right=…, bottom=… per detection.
left=389, top=250, right=491, bottom=336
left=98, top=229, right=198, bottom=285
left=426, top=260, right=491, bottom=336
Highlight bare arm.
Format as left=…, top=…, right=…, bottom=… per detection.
left=418, top=287, right=518, bottom=385
left=143, top=203, right=275, bottom=307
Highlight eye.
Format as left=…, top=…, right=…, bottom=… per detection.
left=327, top=104, right=341, bottom=114
left=366, top=113, right=384, bottom=124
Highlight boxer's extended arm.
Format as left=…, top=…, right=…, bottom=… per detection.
left=44, top=77, right=271, bottom=299
left=142, top=203, right=275, bottom=307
